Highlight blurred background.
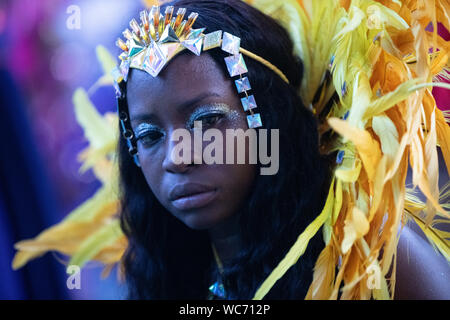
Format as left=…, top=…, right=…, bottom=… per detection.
left=0, top=0, right=448, bottom=300
left=0, top=0, right=151, bottom=299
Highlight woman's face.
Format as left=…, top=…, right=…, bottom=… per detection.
left=127, top=52, right=257, bottom=230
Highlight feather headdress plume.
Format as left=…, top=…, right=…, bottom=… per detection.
left=249, top=0, right=450, bottom=300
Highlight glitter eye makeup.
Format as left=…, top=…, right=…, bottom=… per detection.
left=133, top=103, right=243, bottom=149
left=135, top=123, right=165, bottom=148
left=187, top=103, right=240, bottom=129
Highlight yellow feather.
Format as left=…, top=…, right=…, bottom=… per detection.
left=435, top=106, right=450, bottom=177
left=405, top=181, right=450, bottom=260
left=96, top=45, right=117, bottom=78
left=65, top=186, right=117, bottom=222
left=365, top=1, right=409, bottom=31
left=305, top=244, right=337, bottom=299
left=341, top=207, right=370, bottom=254
left=422, top=107, right=439, bottom=224
left=408, top=213, right=450, bottom=261
left=12, top=251, right=46, bottom=271
left=11, top=185, right=119, bottom=269
left=333, top=178, right=343, bottom=225
left=12, top=220, right=102, bottom=270
left=363, top=79, right=422, bottom=121
left=335, top=160, right=362, bottom=182
left=69, top=220, right=123, bottom=268
left=332, top=5, right=364, bottom=42
left=430, top=51, right=449, bottom=76
left=369, top=155, right=388, bottom=221
left=372, top=113, right=400, bottom=160
left=328, top=118, right=381, bottom=181
left=73, top=88, right=116, bottom=150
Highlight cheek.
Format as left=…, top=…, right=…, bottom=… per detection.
left=138, top=151, right=165, bottom=201
left=217, top=163, right=257, bottom=194
left=206, top=161, right=257, bottom=225
left=212, top=116, right=258, bottom=191
left=209, top=133, right=258, bottom=210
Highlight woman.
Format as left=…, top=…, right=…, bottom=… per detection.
left=116, top=0, right=449, bottom=299
left=118, top=0, right=331, bottom=299
left=13, top=0, right=450, bottom=300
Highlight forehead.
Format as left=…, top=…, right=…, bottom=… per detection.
left=126, top=53, right=233, bottom=117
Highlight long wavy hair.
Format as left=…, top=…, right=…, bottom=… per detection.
left=118, top=0, right=333, bottom=299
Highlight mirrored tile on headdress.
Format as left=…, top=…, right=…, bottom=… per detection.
left=143, top=41, right=167, bottom=77
left=119, top=59, right=130, bottom=81
left=222, top=32, right=240, bottom=55
left=113, top=81, right=122, bottom=98
left=241, top=95, right=257, bottom=111
left=111, top=67, right=123, bottom=84
left=160, top=25, right=180, bottom=44
left=187, top=28, right=206, bottom=40
left=119, top=52, right=128, bottom=61
left=128, top=38, right=145, bottom=57
left=160, top=42, right=182, bottom=61
left=149, top=5, right=160, bottom=26
left=129, top=18, right=141, bottom=35
left=182, top=36, right=204, bottom=56
left=203, top=30, right=222, bottom=51
left=224, top=54, right=248, bottom=77
left=130, top=48, right=146, bottom=66
left=247, top=113, right=262, bottom=128
left=235, top=77, right=251, bottom=93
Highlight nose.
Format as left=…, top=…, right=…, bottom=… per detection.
left=162, top=128, right=201, bottom=173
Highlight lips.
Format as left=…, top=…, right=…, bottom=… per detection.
left=169, top=183, right=218, bottom=210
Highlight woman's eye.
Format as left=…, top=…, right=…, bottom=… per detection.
left=136, top=130, right=163, bottom=147
left=192, top=114, right=223, bottom=129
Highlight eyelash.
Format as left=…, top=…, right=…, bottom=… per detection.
left=135, top=110, right=226, bottom=149
left=136, top=129, right=164, bottom=148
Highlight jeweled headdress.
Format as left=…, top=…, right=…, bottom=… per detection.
left=112, top=5, right=289, bottom=131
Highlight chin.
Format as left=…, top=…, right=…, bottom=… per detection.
left=178, top=210, right=223, bottom=231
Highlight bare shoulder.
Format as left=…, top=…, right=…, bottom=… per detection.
left=394, top=224, right=450, bottom=299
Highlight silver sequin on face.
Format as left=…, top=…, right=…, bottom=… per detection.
left=135, top=123, right=162, bottom=138
left=134, top=103, right=244, bottom=138
left=187, top=103, right=243, bottom=129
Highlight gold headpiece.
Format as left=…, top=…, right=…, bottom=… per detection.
left=113, top=5, right=290, bottom=129
left=12, top=0, right=450, bottom=301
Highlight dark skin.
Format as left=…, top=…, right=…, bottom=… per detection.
left=395, top=223, right=450, bottom=299
left=126, top=52, right=450, bottom=299
left=127, top=52, right=257, bottom=240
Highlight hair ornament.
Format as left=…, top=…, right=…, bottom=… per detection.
left=113, top=5, right=289, bottom=129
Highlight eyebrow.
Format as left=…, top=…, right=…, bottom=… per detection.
left=131, top=92, right=222, bottom=124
